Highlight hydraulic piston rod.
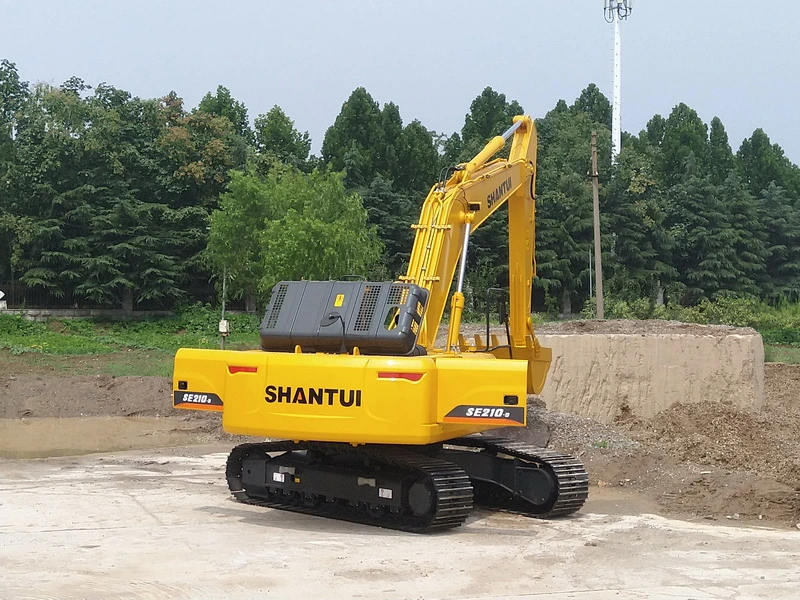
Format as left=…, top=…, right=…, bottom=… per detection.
left=446, top=217, right=473, bottom=352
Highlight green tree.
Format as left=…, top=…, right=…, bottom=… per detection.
left=533, top=180, right=592, bottom=314
left=716, top=171, right=768, bottom=297
left=378, top=101, right=403, bottom=177
left=459, top=87, right=524, bottom=160
left=5, top=81, right=216, bottom=310
left=321, top=87, right=383, bottom=183
left=0, top=59, right=30, bottom=281
left=642, top=114, right=667, bottom=147
left=533, top=90, right=612, bottom=313
left=321, top=88, right=438, bottom=196
left=158, top=97, right=245, bottom=210
left=604, top=144, right=675, bottom=300
left=396, top=120, right=438, bottom=194
left=665, top=162, right=761, bottom=303
left=206, top=168, right=278, bottom=311
left=440, top=87, right=527, bottom=304
left=356, top=174, right=415, bottom=277
left=4, top=81, right=91, bottom=295
left=253, top=105, right=311, bottom=170
left=207, top=167, right=382, bottom=305
left=196, top=85, right=251, bottom=140
left=70, top=84, right=204, bottom=311
left=708, top=117, right=734, bottom=185
left=320, top=88, right=439, bottom=280
left=570, top=83, right=611, bottom=129
left=0, top=59, right=28, bottom=178
left=758, top=183, right=800, bottom=302
left=0, top=59, right=28, bottom=121
left=736, top=128, right=800, bottom=199
left=658, top=103, right=710, bottom=186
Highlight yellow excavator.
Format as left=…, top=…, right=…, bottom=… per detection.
left=173, top=115, right=588, bottom=532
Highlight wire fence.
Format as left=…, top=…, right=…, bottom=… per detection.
left=0, top=281, right=246, bottom=312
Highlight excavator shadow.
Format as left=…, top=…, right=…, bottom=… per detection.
left=192, top=502, right=462, bottom=537
left=194, top=501, right=586, bottom=538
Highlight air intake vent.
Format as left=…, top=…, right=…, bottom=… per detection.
left=264, top=284, right=288, bottom=329
left=387, top=284, right=410, bottom=306
left=354, top=285, right=380, bottom=332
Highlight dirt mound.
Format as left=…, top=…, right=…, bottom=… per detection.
left=536, top=319, right=756, bottom=336
left=1, top=374, right=172, bottom=419
left=450, top=319, right=757, bottom=340
left=764, top=362, right=800, bottom=411
left=642, top=363, right=800, bottom=485
left=452, top=320, right=765, bottom=423
left=564, top=363, right=800, bottom=527
left=638, top=402, right=800, bottom=485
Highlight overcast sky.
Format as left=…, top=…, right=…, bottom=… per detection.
left=3, top=1, right=799, bottom=162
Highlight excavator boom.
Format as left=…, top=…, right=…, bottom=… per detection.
left=402, top=116, right=537, bottom=349
left=401, top=115, right=549, bottom=393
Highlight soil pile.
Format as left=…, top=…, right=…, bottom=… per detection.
left=450, top=319, right=757, bottom=340
left=532, top=362, right=800, bottom=527
left=639, top=398, right=800, bottom=486
left=536, top=319, right=756, bottom=336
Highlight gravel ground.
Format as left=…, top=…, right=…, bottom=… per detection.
left=529, top=402, right=641, bottom=452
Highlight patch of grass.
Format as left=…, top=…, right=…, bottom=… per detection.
left=764, top=345, right=800, bottom=364
left=2, top=333, right=114, bottom=355
left=0, top=349, right=178, bottom=377
left=98, top=351, right=176, bottom=377
left=0, top=306, right=261, bottom=357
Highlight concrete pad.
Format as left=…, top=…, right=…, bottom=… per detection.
left=1, top=446, right=797, bottom=600
left=538, top=331, right=764, bottom=422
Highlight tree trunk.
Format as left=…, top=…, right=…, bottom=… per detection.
left=656, top=279, right=665, bottom=305
left=121, top=288, right=134, bottom=316
left=245, top=291, right=257, bottom=314
left=561, top=289, right=572, bottom=316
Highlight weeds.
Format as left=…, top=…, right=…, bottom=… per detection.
left=764, top=346, right=800, bottom=365
left=0, top=305, right=261, bottom=356
left=581, top=296, right=800, bottom=348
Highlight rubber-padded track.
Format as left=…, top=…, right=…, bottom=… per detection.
left=447, top=435, right=589, bottom=517
left=226, top=441, right=473, bottom=533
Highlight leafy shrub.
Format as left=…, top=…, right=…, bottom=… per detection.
left=61, top=319, right=96, bottom=335
left=697, top=296, right=762, bottom=328
left=0, top=314, right=42, bottom=335
left=581, top=294, right=800, bottom=347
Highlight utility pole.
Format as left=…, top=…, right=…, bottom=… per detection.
left=219, top=268, right=230, bottom=350
left=591, top=131, right=604, bottom=319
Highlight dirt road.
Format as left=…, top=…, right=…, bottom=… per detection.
left=2, top=447, right=799, bottom=600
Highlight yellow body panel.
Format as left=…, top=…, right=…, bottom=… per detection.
left=173, top=348, right=528, bottom=445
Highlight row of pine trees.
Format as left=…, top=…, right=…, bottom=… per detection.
left=1, top=58, right=798, bottom=313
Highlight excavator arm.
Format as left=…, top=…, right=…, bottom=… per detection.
left=400, top=115, right=551, bottom=393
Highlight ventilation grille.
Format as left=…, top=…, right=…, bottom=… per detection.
left=387, top=284, right=410, bottom=306
left=354, top=285, right=380, bottom=331
left=264, top=284, right=288, bottom=329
